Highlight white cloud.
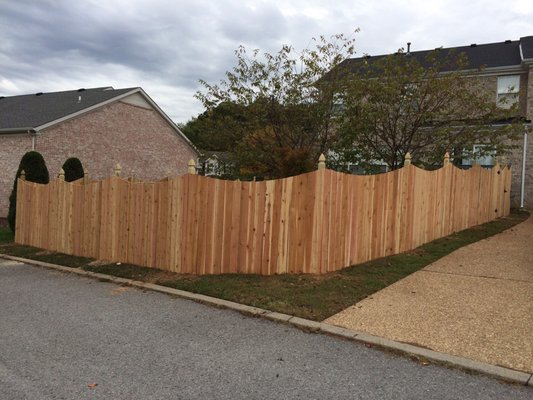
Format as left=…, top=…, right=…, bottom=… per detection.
left=0, top=77, right=19, bottom=93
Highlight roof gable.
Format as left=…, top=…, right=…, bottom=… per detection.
left=0, top=86, right=199, bottom=155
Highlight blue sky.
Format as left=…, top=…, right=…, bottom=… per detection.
left=1, top=0, right=533, bottom=123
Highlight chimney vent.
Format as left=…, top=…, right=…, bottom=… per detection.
left=407, top=42, right=411, bottom=54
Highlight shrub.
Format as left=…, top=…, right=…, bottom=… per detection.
left=8, top=151, right=50, bottom=232
left=62, top=157, right=85, bottom=182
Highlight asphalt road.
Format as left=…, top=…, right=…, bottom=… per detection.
left=0, top=259, right=531, bottom=400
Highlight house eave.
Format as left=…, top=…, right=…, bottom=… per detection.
left=461, top=64, right=526, bottom=78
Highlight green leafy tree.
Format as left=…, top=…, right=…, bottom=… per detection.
left=195, top=32, right=357, bottom=178
left=333, top=49, right=522, bottom=170
left=8, top=151, right=50, bottom=232
left=62, top=157, right=85, bottom=182
left=180, top=102, right=251, bottom=152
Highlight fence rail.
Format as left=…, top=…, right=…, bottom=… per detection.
left=15, top=159, right=511, bottom=275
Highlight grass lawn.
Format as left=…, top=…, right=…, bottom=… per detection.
left=0, top=210, right=529, bottom=321
left=0, top=226, right=14, bottom=245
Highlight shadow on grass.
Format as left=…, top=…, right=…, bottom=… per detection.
left=0, top=210, right=529, bottom=321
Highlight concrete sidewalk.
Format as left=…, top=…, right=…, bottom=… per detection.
left=326, top=214, right=533, bottom=374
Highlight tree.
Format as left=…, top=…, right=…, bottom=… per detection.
left=8, top=151, right=50, bottom=232
left=333, top=49, right=522, bottom=170
left=62, top=157, right=85, bottom=182
left=195, top=33, right=357, bottom=178
left=180, top=102, right=251, bottom=152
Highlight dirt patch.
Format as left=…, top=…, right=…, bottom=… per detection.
left=87, top=260, right=114, bottom=266
left=146, top=271, right=183, bottom=284
left=34, top=251, right=54, bottom=256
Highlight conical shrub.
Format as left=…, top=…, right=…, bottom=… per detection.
left=62, top=157, right=85, bottom=182
left=8, top=151, right=50, bottom=232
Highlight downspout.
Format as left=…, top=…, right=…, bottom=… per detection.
left=520, top=125, right=528, bottom=209
left=30, top=130, right=35, bottom=151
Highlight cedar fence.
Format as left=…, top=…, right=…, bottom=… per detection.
left=15, top=154, right=511, bottom=275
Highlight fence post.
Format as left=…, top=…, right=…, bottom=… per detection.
left=20, top=169, right=26, bottom=181
left=318, top=153, right=326, bottom=170
left=114, top=163, right=122, bottom=177
left=443, top=152, right=450, bottom=166
left=188, top=159, right=196, bottom=174
left=58, top=168, right=65, bottom=181
left=313, top=153, right=327, bottom=273
left=130, top=170, right=136, bottom=183
left=83, top=171, right=89, bottom=184
left=404, top=152, right=412, bottom=166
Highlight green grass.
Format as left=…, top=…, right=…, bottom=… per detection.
left=0, top=227, right=14, bottom=245
left=0, top=210, right=529, bottom=321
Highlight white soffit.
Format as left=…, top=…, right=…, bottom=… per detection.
left=120, top=92, right=152, bottom=109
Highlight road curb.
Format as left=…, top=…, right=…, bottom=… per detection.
left=2, top=253, right=532, bottom=386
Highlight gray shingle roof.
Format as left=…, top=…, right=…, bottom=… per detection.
left=521, top=36, right=533, bottom=59
left=0, top=87, right=137, bottom=131
left=340, top=36, right=533, bottom=74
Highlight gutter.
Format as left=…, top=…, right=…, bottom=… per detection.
left=0, top=127, right=36, bottom=134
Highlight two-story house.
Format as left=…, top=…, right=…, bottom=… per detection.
left=338, top=36, right=533, bottom=208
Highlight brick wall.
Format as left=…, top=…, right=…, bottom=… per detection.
left=505, top=130, right=532, bottom=208
left=508, top=66, right=532, bottom=208
left=0, top=134, right=34, bottom=220
left=0, top=100, right=197, bottom=218
left=472, top=73, right=528, bottom=115
left=472, top=71, right=532, bottom=208
left=517, top=66, right=533, bottom=209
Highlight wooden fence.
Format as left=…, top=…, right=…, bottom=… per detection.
left=15, top=155, right=511, bottom=275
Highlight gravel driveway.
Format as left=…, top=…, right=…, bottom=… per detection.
left=326, top=215, right=533, bottom=374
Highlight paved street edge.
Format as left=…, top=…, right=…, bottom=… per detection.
left=2, top=253, right=532, bottom=387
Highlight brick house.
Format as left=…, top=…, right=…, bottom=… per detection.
left=0, top=87, right=199, bottom=219
left=338, top=36, right=533, bottom=208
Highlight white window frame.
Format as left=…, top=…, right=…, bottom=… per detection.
left=496, top=75, right=520, bottom=109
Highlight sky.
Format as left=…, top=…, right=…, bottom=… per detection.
left=1, top=0, right=533, bottom=124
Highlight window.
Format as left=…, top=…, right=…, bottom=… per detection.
left=204, top=158, right=218, bottom=176
left=496, top=75, right=520, bottom=108
left=331, top=93, right=345, bottom=116
left=462, top=145, right=495, bottom=167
